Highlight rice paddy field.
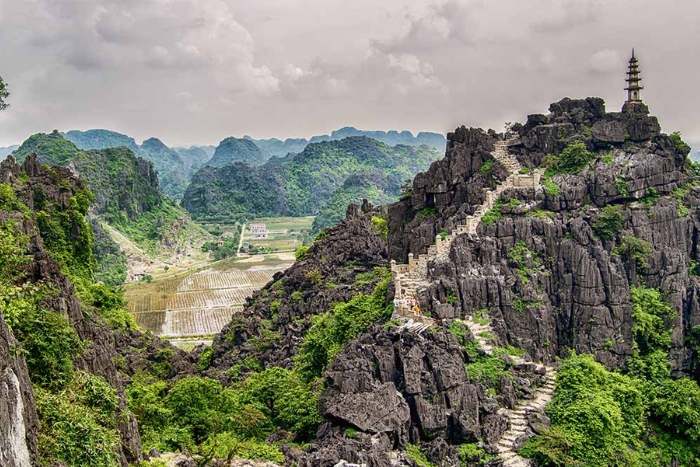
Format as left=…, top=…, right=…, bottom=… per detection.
left=124, top=255, right=294, bottom=344
left=123, top=216, right=312, bottom=346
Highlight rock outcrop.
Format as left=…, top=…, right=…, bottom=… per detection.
left=0, top=154, right=198, bottom=465
left=206, top=200, right=389, bottom=382
left=0, top=313, right=38, bottom=467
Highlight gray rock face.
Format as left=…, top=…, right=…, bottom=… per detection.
left=298, top=327, right=516, bottom=466
left=0, top=313, right=38, bottom=467
left=387, top=97, right=697, bottom=376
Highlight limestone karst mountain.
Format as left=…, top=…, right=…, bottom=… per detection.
left=206, top=96, right=700, bottom=467
left=181, top=136, right=442, bottom=224
left=2, top=93, right=700, bottom=467
left=12, top=131, right=208, bottom=284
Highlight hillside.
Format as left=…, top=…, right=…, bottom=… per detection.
left=206, top=136, right=266, bottom=167
left=201, top=98, right=700, bottom=466
left=181, top=136, right=442, bottom=223
left=12, top=132, right=209, bottom=283
left=65, top=129, right=140, bottom=153
left=0, top=154, right=198, bottom=466
left=65, top=130, right=205, bottom=200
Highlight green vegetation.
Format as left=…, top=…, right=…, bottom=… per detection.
left=615, top=236, right=652, bottom=270
left=670, top=131, right=691, bottom=154
left=602, top=152, right=614, bottom=164
left=295, top=269, right=392, bottom=381
left=523, top=288, right=700, bottom=466
left=418, top=206, right=437, bottom=217
left=482, top=199, right=504, bottom=226
left=371, top=215, right=388, bottom=238
left=616, top=178, right=629, bottom=196
left=183, top=137, right=441, bottom=224
left=512, top=299, right=542, bottom=314
left=405, top=444, right=435, bottom=467
left=127, top=370, right=316, bottom=460
left=593, top=205, right=623, bottom=241
left=467, top=355, right=510, bottom=389
left=35, top=372, right=120, bottom=467
left=508, top=241, right=541, bottom=283
left=202, top=225, right=242, bottom=260
left=14, top=132, right=208, bottom=267
left=543, top=141, right=596, bottom=175
left=543, top=177, right=560, bottom=196
left=480, top=158, right=495, bottom=174
left=295, top=245, right=311, bottom=261
left=0, top=174, right=139, bottom=466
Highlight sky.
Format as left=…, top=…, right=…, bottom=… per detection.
left=0, top=0, right=698, bottom=148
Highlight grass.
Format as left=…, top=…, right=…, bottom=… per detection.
left=248, top=216, right=315, bottom=231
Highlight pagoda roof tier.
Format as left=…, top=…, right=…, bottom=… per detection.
left=624, top=85, right=644, bottom=91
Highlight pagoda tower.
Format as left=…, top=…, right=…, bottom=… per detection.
left=625, top=48, right=643, bottom=103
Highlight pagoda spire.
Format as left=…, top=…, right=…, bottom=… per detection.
left=624, top=48, right=643, bottom=103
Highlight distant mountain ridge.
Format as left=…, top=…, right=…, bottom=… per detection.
left=61, top=126, right=447, bottom=200
left=245, top=126, right=446, bottom=158
left=181, top=136, right=443, bottom=226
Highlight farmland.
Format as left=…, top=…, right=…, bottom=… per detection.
left=123, top=216, right=314, bottom=347
left=125, top=255, right=293, bottom=345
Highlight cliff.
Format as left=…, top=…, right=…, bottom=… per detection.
left=0, top=154, right=196, bottom=465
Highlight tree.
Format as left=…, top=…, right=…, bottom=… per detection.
left=0, top=76, right=9, bottom=111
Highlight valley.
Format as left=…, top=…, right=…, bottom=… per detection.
left=122, top=216, right=313, bottom=347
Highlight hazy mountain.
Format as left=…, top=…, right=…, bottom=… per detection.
left=245, top=126, right=446, bottom=159
left=207, top=137, right=267, bottom=167
left=0, top=144, right=18, bottom=158
left=182, top=136, right=442, bottom=222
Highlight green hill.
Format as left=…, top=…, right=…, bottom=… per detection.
left=207, top=137, right=267, bottom=167
left=65, top=129, right=140, bottom=153
left=12, top=132, right=207, bottom=284
left=181, top=136, right=442, bottom=223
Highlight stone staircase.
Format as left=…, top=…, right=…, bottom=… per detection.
left=389, top=137, right=556, bottom=462
left=459, top=315, right=556, bottom=466
left=496, top=366, right=556, bottom=467
left=390, top=139, right=541, bottom=324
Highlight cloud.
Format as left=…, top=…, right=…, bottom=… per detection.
left=529, top=0, right=597, bottom=33
left=2, top=0, right=277, bottom=94
left=0, top=0, right=698, bottom=147
left=374, top=0, right=480, bottom=55
left=588, top=48, right=622, bottom=75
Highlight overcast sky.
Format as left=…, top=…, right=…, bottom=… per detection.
left=0, top=0, right=697, bottom=148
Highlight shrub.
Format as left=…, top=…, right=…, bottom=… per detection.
left=615, top=178, right=629, bottom=196
left=405, top=444, right=434, bottom=467
left=35, top=377, right=120, bottom=467
left=630, top=286, right=675, bottom=353
left=593, top=205, right=623, bottom=241
left=305, top=268, right=323, bottom=285
left=544, top=142, right=595, bottom=175
left=295, top=245, right=310, bottom=261
left=482, top=199, right=503, bottom=226
left=508, top=241, right=541, bottom=283
left=480, top=159, right=495, bottom=174
left=238, top=367, right=322, bottom=439
left=543, top=178, right=560, bottom=196
left=615, top=236, right=652, bottom=270
left=197, top=432, right=285, bottom=463
left=670, top=131, right=691, bottom=153
left=296, top=270, right=391, bottom=381
left=418, top=207, right=437, bottom=217
left=371, top=216, right=388, bottom=238
left=466, top=355, right=509, bottom=389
